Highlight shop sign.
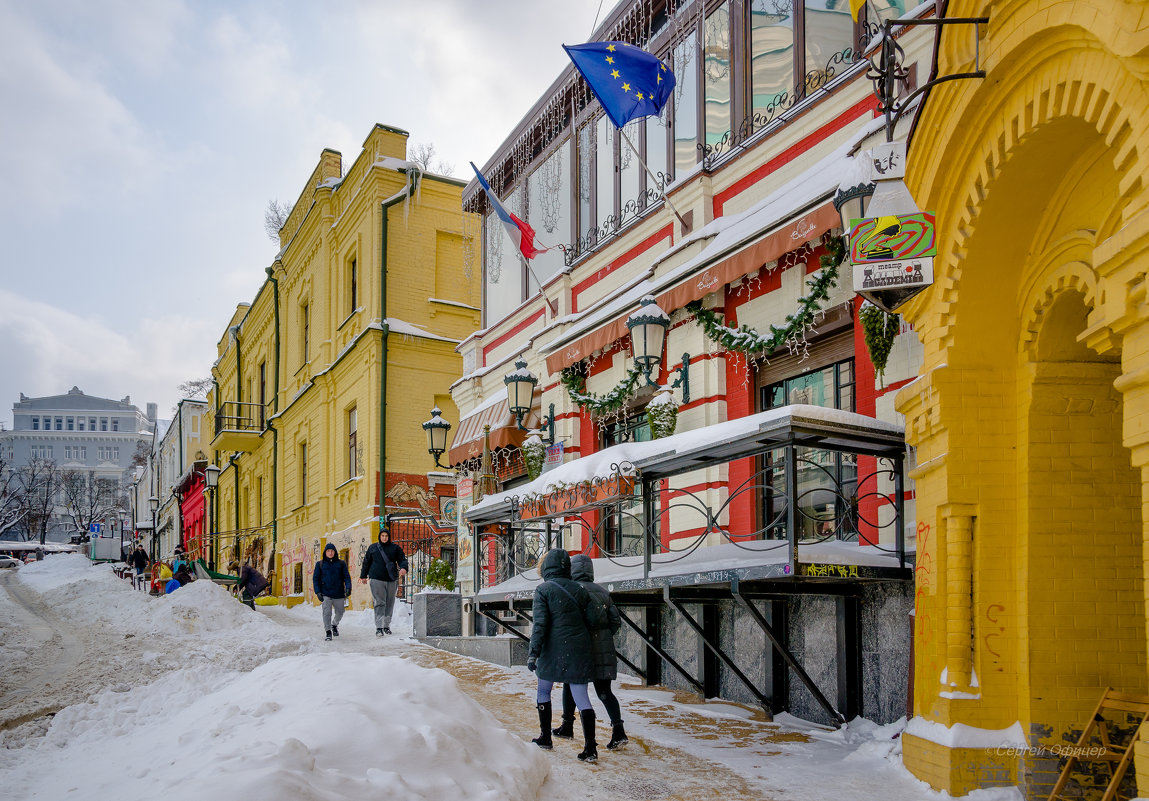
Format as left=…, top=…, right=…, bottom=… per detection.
left=520, top=474, right=636, bottom=521
left=542, top=442, right=565, bottom=473
left=850, top=211, right=937, bottom=313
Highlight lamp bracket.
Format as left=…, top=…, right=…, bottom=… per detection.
left=641, top=353, right=691, bottom=404
left=514, top=403, right=556, bottom=446
left=867, top=16, right=989, bottom=142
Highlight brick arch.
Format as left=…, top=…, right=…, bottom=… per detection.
left=1018, top=236, right=1098, bottom=363
left=904, top=28, right=1149, bottom=357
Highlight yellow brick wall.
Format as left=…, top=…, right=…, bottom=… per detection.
left=895, top=0, right=1149, bottom=796
left=211, top=123, right=479, bottom=610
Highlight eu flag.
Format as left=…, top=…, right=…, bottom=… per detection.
left=563, top=41, right=675, bottom=129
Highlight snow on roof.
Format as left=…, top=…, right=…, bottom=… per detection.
left=468, top=404, right=903, bottom=517
left=384, top=317, right=461, bottom=344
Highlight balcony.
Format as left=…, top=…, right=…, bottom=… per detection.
left=211, top=401, right=267, bottom=452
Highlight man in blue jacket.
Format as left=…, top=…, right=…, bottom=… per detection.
left=313, top=543, right=352, bottom=641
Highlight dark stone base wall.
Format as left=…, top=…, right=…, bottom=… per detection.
left=611, top=581, right=912, bottom=726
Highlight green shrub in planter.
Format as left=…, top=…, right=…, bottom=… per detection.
left=523, top=434, right=546, bottom=480
left=424, top=558, right=456, bottom=591
left=647, top=387, right=679, bottom=439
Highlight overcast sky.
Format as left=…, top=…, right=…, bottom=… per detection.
left=0, top=0, right=614, bottom=427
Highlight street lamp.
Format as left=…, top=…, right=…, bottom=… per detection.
left=204, top=464, right=220, bottom=570
left=504, top=359, right=554, bottom=444
left=833, top=154, right=875, bottom=236
left=422, top=407, right=452, bottom=469
left=148, top=495, right=159, bottom=588
left=626, top=296, right=690, bottom=403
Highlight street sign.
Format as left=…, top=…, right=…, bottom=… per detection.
left=850, top=212, right=937, bottom=313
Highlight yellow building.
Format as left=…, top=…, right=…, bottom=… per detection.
left=209, top=123, right=479, bottom=608
left=896, top=0, right=1149, bottom=796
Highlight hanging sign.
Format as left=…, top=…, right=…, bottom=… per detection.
left=850, top=212, right=937, bottom=312
left=542, top=442, right=565, bottom=473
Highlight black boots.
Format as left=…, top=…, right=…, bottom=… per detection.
left=577, top=709, right=597, bottom=762
left=551, top=715, right=575, bottom=739
left=331, top=624, right=339, bottom=637
left=606, top=722, right=628, bottom=750
left=325, top=630, right=332, bottom=641
left=532, top=702, right=553, bottom=750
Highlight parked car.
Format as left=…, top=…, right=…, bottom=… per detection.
left=0, top=555, right=22, bottom=569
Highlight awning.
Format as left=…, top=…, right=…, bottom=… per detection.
left=543, top=200, right=840, bottom=374
left=446, top=392, right=542, bottom=466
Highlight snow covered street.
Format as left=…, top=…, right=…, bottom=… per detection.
left=0, top=557, right=1015, bottom=800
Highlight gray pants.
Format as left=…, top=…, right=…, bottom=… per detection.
left=321, top=596, right=346, bottom=632
left=369, top=578, right=398, bottom=628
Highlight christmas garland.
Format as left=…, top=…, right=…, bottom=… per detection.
left=560, top=361, right=646, bottom=416
left=686, top=235, right=844, bottom=357
left=859, top=302, right=900, bottom=386
left=561, top=235, right=846, bottom=414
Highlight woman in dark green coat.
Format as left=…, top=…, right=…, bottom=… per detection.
left=553, top=553, right=628, bottom=750
left=527, top=548, right=600, bottom=761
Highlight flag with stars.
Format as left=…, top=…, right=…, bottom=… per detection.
left=562, top=41, right=675, bottom=129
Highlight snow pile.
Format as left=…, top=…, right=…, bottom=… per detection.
left=7, top=654, right=548, bottom=801
left=16, top=554, right=281, bottom=637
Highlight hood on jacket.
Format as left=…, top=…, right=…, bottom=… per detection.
left=323, top=544, right=338, bottom=561
left=539, top=548, right=571, bottom=581
left=569, top=553, right=594, bottom=582
left=378, top=526, right=391, bottom=544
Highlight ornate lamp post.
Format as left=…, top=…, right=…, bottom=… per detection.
left=626, top=296, right=690, bottom=402
left=422, top=407, right=453, bottom=469
left=204, top=464, right=220, bottom=570
left=148, top=495, right=159, bottom=586
left=504, top=359, right=554, bottom=444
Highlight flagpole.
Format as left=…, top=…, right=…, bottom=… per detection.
left=522, top=256, right=559, bottom=316
left=617, top=126, right=691, bottom=233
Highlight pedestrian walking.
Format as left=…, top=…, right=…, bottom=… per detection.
left=357, top=523, right=408, bottom=636
left=527, top=548, right=602, bottom=762
left=552, top=553, right=628, bottom=750
left=313, top=543, right=351, bottom=641
left=130, top=545, right=149, bottom=590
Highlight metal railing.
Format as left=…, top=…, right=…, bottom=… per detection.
left=214, top=401, right=267, bottom=434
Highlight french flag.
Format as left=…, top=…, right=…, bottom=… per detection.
left=470, top=162, right=544, bottom=261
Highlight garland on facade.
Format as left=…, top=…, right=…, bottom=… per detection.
left=560, top=360, right=646, bottom=417
left=686, top=234, right=844, bottom=357
left=859, top=302, right=900, bottom=387
left=522, top=434, right=546, bottom=481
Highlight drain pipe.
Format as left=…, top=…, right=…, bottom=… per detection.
left=378, top=171, right=418, bottom=526
left=267, top=265, right=281, bottom=562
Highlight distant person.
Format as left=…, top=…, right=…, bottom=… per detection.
left=173, top=565, right=193, bottom=587
left=172, top=545, right=188, bottom=573
left=130, top=546, right=149, bottom=589
left=238, top=561, right=270, bottom=609
left=164, top=576, right=181, bottom=594
left=526, top=548, right=601, bottom=762
left=358, top=523, right=408, bottom=636
left=553, top=554, right=628, bottom=749
left=313, top=543, right=351, bottom=641
left=34, top=548, right=44, bottom=561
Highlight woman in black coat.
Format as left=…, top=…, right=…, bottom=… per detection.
left=553, top=553, right=627, bottom=749
left=527, top=548, right=600, bottom=762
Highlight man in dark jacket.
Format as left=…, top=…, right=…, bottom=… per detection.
left=313, top=543, right=351, bottom=641
left=527, top=548, right=600, bottom=762
left=357, top=523, right=408, bottom=636
left=239, top=561, right=270, bottom=609
left=553, top=553, right=628, bottom=749
left=130, top=545, right=149, bottom=590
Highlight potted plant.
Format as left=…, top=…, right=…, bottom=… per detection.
left=413, top=558, right=462, bottom=638
left=647, top=386, right=679, bottom=439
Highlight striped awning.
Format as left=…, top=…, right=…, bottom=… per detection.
left=447, top=392, right=541, bottom=466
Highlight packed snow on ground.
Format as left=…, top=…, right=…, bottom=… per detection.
left=0, top=555, right=1028, bottom=801
left=6, top=654, right=545, bottom=801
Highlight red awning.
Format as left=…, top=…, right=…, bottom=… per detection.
left=544, top=200, right=839, bottom=374
left=446, top=393, right=542, bottom=466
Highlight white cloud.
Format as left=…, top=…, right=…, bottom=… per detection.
left=0, top=290, right=217, bottom=427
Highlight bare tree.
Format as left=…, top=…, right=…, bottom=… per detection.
left=0, top=452, right=25, bottom=537
left=16, top=458, right=61, bottom=544
left=60, top=470, right=124, bottom=539
left=130, top=440, right=150, bottom=470
left=408, top=142, right=455, bottom=176
left=178, top=377, right=213, bottom=400
left=264, top=199, right=292, bottom=243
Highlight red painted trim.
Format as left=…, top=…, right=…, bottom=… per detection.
left=875, top=376, right=918, bottom=396
left=482, top=308, right=545, bottom=360
left=572, top=225, right=673, bottom=313
left=713, top=95, right=879, bottom=217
